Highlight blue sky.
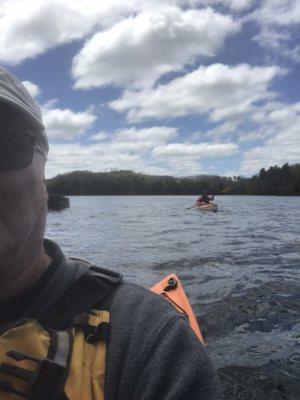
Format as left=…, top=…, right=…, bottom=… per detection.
left=1, top=0, right=299, bottom=178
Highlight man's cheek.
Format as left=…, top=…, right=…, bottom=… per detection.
left=0, top=188, right=26, bottom=217
left=0, top=216, right=19, bottom=260
left=0, top=173, right=27, bottom=199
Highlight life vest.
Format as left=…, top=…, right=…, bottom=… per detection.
left=0, top=260, right=203, bottom=400
left=0, top=255, right=121, bottom=400
left=0, top=309, right=111, bottom=400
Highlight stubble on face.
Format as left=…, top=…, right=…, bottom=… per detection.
left=0, top=152, right=48, bottom=287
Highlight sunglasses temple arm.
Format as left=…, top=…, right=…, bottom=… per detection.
left=34, top=144, right=47, bottom=161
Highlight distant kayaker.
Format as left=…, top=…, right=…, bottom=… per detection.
left=197, top=191, right=214, bottom=205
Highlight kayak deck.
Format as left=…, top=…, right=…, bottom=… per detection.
left=151, top=274, right=204, bottom=344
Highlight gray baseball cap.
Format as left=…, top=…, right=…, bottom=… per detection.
left=0, top=66, right=49, bottom=159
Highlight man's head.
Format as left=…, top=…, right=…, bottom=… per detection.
left=0, top=67, right=50, bottom=295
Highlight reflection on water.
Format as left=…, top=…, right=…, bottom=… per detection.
left=47, top=195, right=300, bottom=400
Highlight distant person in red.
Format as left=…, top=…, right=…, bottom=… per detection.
left=197, top=191, right=214, bottom=205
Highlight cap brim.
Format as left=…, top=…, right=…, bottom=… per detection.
left=0, top=93, right=44, bottom=130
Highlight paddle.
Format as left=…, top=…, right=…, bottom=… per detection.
left=186, top=204, right=198, bottom=209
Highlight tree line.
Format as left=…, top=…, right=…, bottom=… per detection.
left=46, top=163, right=300, bottom=196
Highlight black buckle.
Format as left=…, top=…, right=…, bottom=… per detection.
left=85, top=321, right=110, bottom=344
left=73, top=311, right=110, bottom=344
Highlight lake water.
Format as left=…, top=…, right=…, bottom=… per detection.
left=46, top=195, right=300, bottom=400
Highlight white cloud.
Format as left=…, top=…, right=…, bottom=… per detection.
left=22, top=80, right=41, bottom=97
left=186, top=0, right=254, bottom=11
left=222, top=0, right=253, bottom=10
left=249, top=101, right=300, bottom=126
left=72, top=7, right=239, bottom=89
left=45, top=140, right=237, bottom=178
left=45, top=124, right=236, bottom=178
left=43, top=106, right=97, bottom=140
left=45, top=125, right=179, bottom=177
left=115, top=126, right=178, bottom=143
left=0, top=0, right=136, bottom=64
left=182, top=98, right=300, bottom=175
left=46, top=142, right=142, bottom=178
left=251, top=0, right=300, bottom=62
left=210, top=102, right=255, bottom=123
left=253, top=0, right=300, bottom=26
left=240, top=101, right=300, bottom=174
left=153, top=142, right=238, bottom=158
left=46, top=139, right=185, bottom=178
left=110, top=63, right=283, bottom=122
left=238, top=128, right=270, bottom=143
left=0, top=0, right=244, bottom=68
left=110, top=126, right=178, bottom=153
left=206, top=120, right=239, bottom=137
left=241, top=133, right=300, bottom=174
left=151, top=141, right=238, bottom=175
left=91, top=131, right=107, bottom=141
left=90, top=126, right=177, bottom=149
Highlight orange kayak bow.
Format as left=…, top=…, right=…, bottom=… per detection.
left=151, top=274, right=204, bottom=344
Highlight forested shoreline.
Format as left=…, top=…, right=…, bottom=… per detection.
left=47, top=163, right=300, bottom=196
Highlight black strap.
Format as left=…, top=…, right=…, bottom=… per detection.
left=88, top=265, right=121, bottom=285
left=24, top=258, right=91, bottom=319
left=31, top=331, right=72, bottom=400
left=39, top=265, right=123, bottom=330
left=25, top=258, right=123, bottom=322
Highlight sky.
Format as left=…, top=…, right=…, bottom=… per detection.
left=1, top=0, right=299, bottom=178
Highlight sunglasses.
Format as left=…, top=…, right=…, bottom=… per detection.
left=0, top=131, right=43, bottom=172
